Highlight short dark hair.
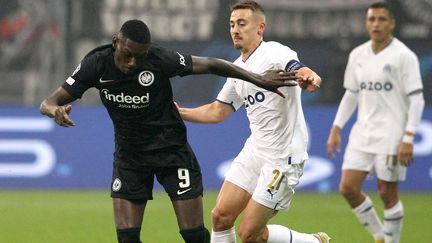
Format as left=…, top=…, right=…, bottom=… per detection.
left=368, top=2, right=394, bottom=19
left=119, top=19, right=151, bottom=44
left=230, top=0, right=265, bottom=15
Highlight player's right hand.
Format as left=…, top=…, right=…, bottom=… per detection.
left=258, top=69, right=298, bottom=97
left=326, top=126, right=342, bottom=159
left=54, top=104, right=75, bottom=127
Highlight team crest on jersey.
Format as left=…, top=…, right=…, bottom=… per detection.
left=138, top=71, right=154, bottom=86
left=383, top=64, right=391, bottom=73
left=112, top=178, right=122, bottom=191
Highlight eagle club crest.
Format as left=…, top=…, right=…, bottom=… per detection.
left=138, top=71, right=155, bottom=86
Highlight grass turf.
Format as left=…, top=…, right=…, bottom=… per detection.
left=0, top=190, right=430, bottom=242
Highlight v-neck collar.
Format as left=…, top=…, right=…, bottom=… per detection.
left=370, top=37, right=394, bottom=56
left=242, top=41, right=263, bottom=63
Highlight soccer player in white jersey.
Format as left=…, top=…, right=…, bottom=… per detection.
left=326, top=2, right=425, bottom=243
left=177, top=1, right=330, bottom=242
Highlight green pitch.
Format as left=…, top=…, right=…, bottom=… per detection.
left=0, top=190, right=430, bottom=242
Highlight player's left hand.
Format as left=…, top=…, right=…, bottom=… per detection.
left=257, top=69, right=298, bottom=97
left=398, top=142, right=414, bottom=166
left=295, top=68, right=321, bottom=92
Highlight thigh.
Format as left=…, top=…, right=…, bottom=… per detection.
left=342, top=148, right=375, bottom=173
left=215, top=180, right=251, bottom=218
left=239, top=199, right=275, bottom=237
left=156, top=147, right=204, bottom=201
left=111, top=164, right=155, bottom=200
left=340, top=148, right=372, bottom=189
left=224, top=149, right=262, bottom=194
left=156, top=166, right=203, bottom=201
left=374, top=154, right=407, bottom=182
left=172, top=196, right=204, bottom=230
left=252, top=162, right=304, bottom=211
left=113, top=198, right=147, bottom=229
left=340, top=169, right=368, bottom=191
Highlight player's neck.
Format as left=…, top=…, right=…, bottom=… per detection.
left=241, top=39, right=263, bottom=61
left=371, top=35, right=393, bottom=54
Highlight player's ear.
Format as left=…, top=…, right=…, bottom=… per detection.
left=258, top=22, right=265, bottom=36
left=390, top=18, right=396, bottom=32
left=112, top=35, right=118, bottom=49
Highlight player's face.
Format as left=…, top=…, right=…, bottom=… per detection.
left=365, top=8, right=395, bottom=43
left=113, top=35, right=150, bottom=74
left=230, top=9, right=264, bottom=52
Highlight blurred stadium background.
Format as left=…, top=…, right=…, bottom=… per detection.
left=0, top=0, right=431, bottom=242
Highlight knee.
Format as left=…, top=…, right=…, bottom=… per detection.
left=339, top=182, right=360, bottom=199
left=377, top=184, right=398, bottom=207
left=238, top=224, right=264, bottom=243
left=211, top=207, right=236, bottom=230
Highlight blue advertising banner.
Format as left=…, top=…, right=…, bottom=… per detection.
left=0, top=106, right=431, bottom=191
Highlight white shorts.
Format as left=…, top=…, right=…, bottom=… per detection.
left=342, top=148, right=407, bottom=182
left=225, top=148, right=304, bottom=211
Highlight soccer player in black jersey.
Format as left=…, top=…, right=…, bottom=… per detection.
left=40, top=19, right=297, bottom=243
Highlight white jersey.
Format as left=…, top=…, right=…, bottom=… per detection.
left=217, top=41, right=308, bottom=165
left=344, top=38, right=423, bottom=154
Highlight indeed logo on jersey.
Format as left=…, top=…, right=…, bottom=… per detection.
left=360, top=81, right=393, bottom=91
left=101, top=89, right=150, bottom=109
left=244, top=91, right=265, bottom=108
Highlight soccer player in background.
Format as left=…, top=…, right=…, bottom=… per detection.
left=40, top=19, right=298, bottom=243
left=177, top=1, right=330, bottom=242
left=326, top=2, right=425, bottom=243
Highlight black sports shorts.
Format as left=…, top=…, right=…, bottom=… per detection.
left=110, top=144, right=203, bottom=201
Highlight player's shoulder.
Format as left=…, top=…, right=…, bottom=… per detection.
left=145, top=43, right=167, bottom=60
left=147, top=43, right=168, bottom=55
left=84, top=44, right=112, bottom=59
left=147, top=43, right=188, bottom=63
left=391, top=38, right=418, bottom=58
left=263, top=41, right=295, bottom=53
left=349, top=41, right=370, bottom=57
left=260, top=41, right=298, bottom=64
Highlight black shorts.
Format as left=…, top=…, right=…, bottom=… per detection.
left=110, top=144, right=203, bottom=201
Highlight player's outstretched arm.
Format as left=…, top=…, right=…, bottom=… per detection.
left=296, top=67, right=322, bottom=92
left=326, top=90, right=358, bottom=158
left=40, top=87, right=77, bottom=127
left=190, top=56, right=298, bottom=97
left=175, top=101, right=233, bottom=124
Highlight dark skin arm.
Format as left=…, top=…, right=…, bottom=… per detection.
left=40, top=87, right=77, bottom=127
left=191, top=56, right=298, bottom=97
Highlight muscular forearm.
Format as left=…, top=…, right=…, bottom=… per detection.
left=178, top=101, right=232, bottom=124
left=207, top=58, right=262, bottom=84
left=179, top=105, right=224, bottom=123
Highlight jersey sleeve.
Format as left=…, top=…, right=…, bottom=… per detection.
left=343, top=50, right=359, bottom=92
left=400, top=51, right=423, bottom=95
left=216, top=78, right=243, bottom=111
left=157, top=47, right=193, bottom=77
left=270, top=43, right=301, bottom=71
left=62, top=53, right=99, bottom=99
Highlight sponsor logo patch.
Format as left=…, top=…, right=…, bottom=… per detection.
left=177, top=52, right=186, bottom=66
left=177, top=188, right=192, bottom=195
